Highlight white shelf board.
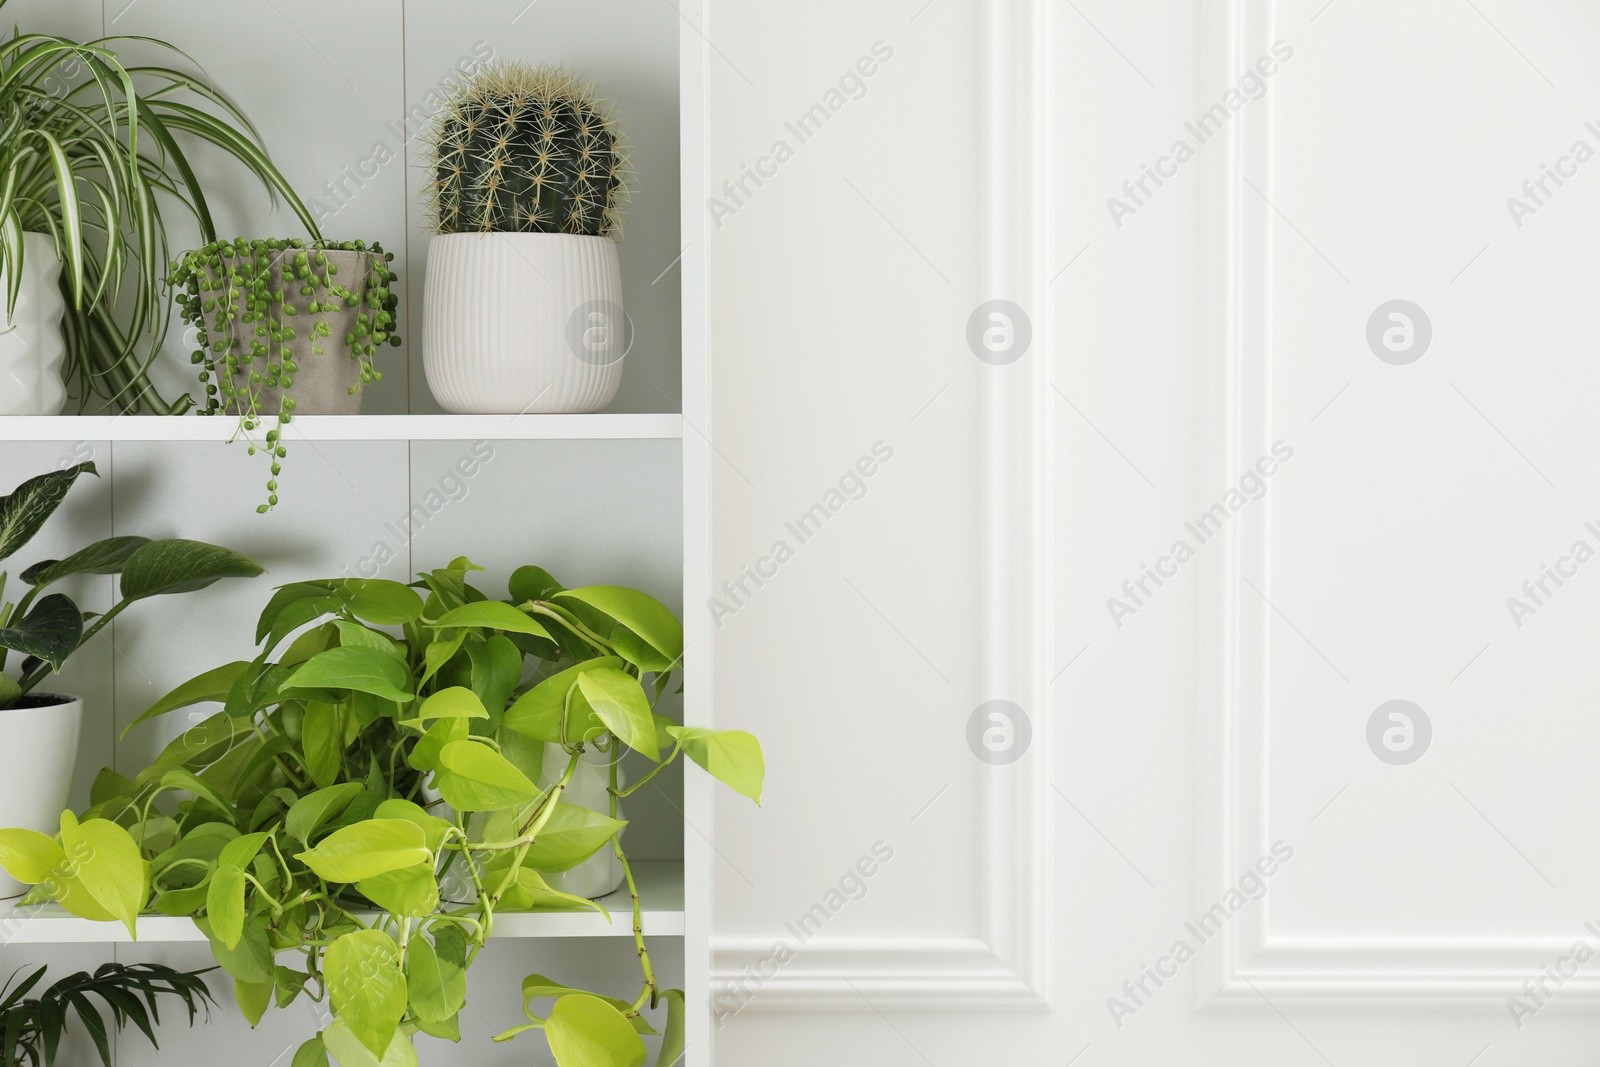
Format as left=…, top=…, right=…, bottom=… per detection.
left=0, top=861, right=682, bottom=944
left=0, top=413, right=683, bottom=442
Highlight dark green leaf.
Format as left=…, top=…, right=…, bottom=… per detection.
left=508, top=565, right=564, bottom=602
left=0, top=463, right=94, bottom=565
left=0, top=594, right=81, bottom=671
left=119, top=539, right=262, bottom=601
left=21, top=536, right=150, bottom=587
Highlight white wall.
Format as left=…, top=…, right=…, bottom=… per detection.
left=708, top=0, right=1600, bottom=1063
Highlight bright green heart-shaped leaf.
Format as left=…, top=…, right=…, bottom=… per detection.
left=324, top=579, right=425, bottom=626
left=544, top=994, right=645, bottom=1067
left=286, top=783, right=366, bottom=844
left=235, top=976, right=273, bottom=1027
left=282, top=621, right=338, bottom=666
left=0, top=828, right=64, bottom=885
left=524, top=803, right=626, bottom=873
left=321, top=1020, right=418, bottom=1067
left=357, top=862, right=438, bottom=917
left=519, top=975, right=653, bottom=1035
left=575, top=668, right=658, bottom=761
left=405, top=934, right=454, bottom=1024
left=419, top=632, right=465, bottom=687
left=553, top=586, right=682, bottom=667
left=281, top=647, right=413, bottom=704
left=22, top=534, right=151, bottom=587
left=122, top=660, right=249, bottom=737
left=290, top=1033, right=328, bottom=1067
left=501, top=867, right=611, bottom=918
left=433, top=740, right=541, bottom=812
left=408, top=687, right=487, bottom=724
left=219, top=831, right=271, bottom=869
left=119, top=539, right=263, bottom=601
left=0, top=462, right=94, bottom=565
left=207, top=865, right=247, bottom=949
left=324, top=930, right=407, bottom=1059
left=196, top=915, right=274, bottom=982
left=302, top=700, right=344, bottom=788
left=373, top=799, right=453, bottom=855
left=502, top=657, right=622, bottom=743
left=668, top=726, right=765, bottom=804
left=0, top=593, right=82, bottom=671
left=335, top=621, right=404, bottom=660
left=406, top=717, right=466, bottom=773
left=295, top=820, right=429, bottom=883
left=429, top=600, right=552, bottom=639
left=58, top=811, right=146, bottom=938
left=158, top=768, right=231, bottom=813
left=653, top=989, right=685, bottom=1067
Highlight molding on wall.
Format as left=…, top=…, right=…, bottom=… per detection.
left=710, top=0, right=1054, bottom=1012
left=1195, top=0, right=1584, bottom=1007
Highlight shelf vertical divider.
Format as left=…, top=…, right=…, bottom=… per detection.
left=680, top=2, right=714, bottom=1063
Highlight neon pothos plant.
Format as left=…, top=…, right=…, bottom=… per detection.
left=0, top=558, right=763, bottom=1067
left=0, top=462, right=262, bottom=709
left=0, top=1, right=318, bottom=411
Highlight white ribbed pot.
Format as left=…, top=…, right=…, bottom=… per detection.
left=0, top=233, right=66, bottom=416
left=423, top=233, right=626, bottom=414
left=0, top=694, right=82, bottom=898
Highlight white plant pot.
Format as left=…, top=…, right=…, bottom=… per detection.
left=537, top=741, right=625, bottom=900
left=431, top=740, right=626, bottom=905
left=0, top=232, right=66, bottom=416
left=422, top=233, right=626, bottom=414
left=0, top=694, right=81, bottom=898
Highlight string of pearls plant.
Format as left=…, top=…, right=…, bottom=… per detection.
left=168, top=239, right=401, bottom=513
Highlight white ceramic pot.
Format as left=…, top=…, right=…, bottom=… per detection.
left=0, top=694, right=82, bottom=898
left=422, top=233, right=626, bottom=414
left=538, top=741, right=625, bottom=899
left=0, top=232, right=66, bottom=416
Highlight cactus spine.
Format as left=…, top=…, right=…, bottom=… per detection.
left=425, top=62, right=630, bottom=238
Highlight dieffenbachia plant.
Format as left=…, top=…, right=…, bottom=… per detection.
left=0, top=462, right=262, bottom=710
left=0, top=558, right=762, bottom=1067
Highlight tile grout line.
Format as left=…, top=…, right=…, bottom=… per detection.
left=108, top=437, right=120, bottom=1052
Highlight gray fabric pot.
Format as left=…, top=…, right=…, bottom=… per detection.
left=207, top=248, right=380, bottom=416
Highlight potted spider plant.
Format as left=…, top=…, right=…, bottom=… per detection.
left=422, top=62, right=633, bottom=414
left=0, top=4, right=317, bottom=415
left=0, top=462, right=261, bottom=895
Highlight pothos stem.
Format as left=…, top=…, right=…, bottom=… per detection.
left=611, top=746, right=657, bottom=1010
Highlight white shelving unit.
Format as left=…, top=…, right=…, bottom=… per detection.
left=0, top=1, right=713, bottom=1062
left=0, top=863, right=685, bottom=944
left=0, top=414, right=685, bottom=442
